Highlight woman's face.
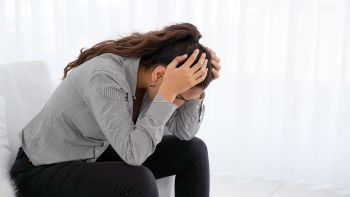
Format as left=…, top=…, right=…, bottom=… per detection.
left=173, top=87, right=204, bottom=107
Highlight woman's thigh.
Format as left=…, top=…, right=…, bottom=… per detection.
left=97, top=135, right=209, bottom=179
left=17, top=161, right=158, bottom=197
left=143, top=135, right=209, bottom=179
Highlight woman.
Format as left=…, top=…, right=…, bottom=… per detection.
left=10, top=23, right=221, bottom=197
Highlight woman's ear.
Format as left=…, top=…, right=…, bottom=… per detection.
left=151, top=65, right=166, bottom=82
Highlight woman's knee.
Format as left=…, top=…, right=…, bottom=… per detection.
left=126, top=165, right=158, bottom=197
left=132, top=165, right=156, bottom=182
left=184, top=137, right=208, bottom=160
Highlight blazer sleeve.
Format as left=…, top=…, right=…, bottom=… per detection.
left=165, top=94, right=206, bottom=140
left=85, top=71, right=177, bottom=166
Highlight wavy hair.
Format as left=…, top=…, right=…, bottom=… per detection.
left=63, top=23, right=213, bottom=89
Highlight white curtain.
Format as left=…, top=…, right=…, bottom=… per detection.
left=1, top=0, right=350, bottom=194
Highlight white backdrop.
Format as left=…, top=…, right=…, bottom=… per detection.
left=1, top=0, right=350, bottom=194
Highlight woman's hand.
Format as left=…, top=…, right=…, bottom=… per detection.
left=158, top=49, right=208, bottom=102
left=207, top=47, right=221, bottom=81
left=173, top=88, right=205, bottom=108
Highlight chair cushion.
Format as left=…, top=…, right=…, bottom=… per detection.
left=0, top=93, right=16, bottom=197
left=0, top=93, right=11, bottom=168
left=0, top=61, right=55, bottom=164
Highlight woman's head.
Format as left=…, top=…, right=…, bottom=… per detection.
left=137, top=23, right=213, bottom=89
left=63, top=23, right=213, bottom=99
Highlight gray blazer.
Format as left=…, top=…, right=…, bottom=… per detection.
left=20, top=53, right=205, bottom=166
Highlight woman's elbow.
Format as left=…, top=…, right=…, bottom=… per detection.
left=176, top=131, right=197, bottom=141
left=123, top=155, right=146, bottom=166
left=126, top=160, right=143, bottom=166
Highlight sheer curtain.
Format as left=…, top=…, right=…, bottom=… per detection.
left=1, top=0, right=349, bottom=194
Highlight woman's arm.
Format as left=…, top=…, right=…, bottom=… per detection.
left=165, top=47, right=221, bottom=140
left=86, top=71, right=177, bottom=166
left=165, top=93, right=205, bottom=140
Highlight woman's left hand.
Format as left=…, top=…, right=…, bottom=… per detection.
left=207, top=47, right=221, bottom=81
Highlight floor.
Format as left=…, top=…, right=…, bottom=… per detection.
left=210, top=175, right=350, bottom=197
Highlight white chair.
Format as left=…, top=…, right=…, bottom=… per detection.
left=0, top=61, right=174, bottom=197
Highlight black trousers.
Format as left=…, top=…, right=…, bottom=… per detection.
left=10, top=136, right=210, bottom=197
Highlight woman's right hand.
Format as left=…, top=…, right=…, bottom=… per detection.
left=158, top=49, right=209, bottom=102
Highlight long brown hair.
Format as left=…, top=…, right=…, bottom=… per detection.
left=63, top=23, right=213, bottom=89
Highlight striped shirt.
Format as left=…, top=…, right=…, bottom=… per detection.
left=19, top=53, right=205, bottom=166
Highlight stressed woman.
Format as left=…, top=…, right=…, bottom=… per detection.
left=10, top=23, right=221, bottom=197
